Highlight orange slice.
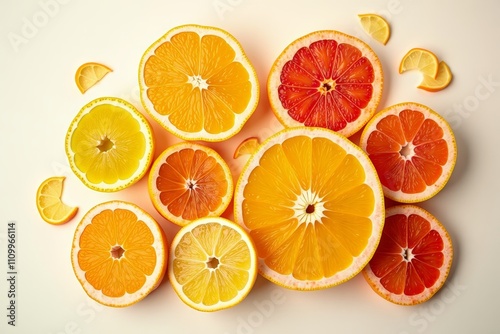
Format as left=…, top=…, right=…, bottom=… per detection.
left=65, top=97, right=154, bottom=192
left=139, top=24, right=259, bottom=142
left=399, top=48, right=439, bottom=78
left=71, top=201, right=167, bottom=307
left=233, top=137, right=260, bottom=159
left=148, top=142, right=233, bottom=226
left=234, top=127, right=385, bottom=290
left=75, top=62, right=112, bottom=94
left=267, top=30, right=383, bottom=138
left=168, top=217, right=257, bottom=311
left=363, top=205, right=453, bottom=305
left=418, top=61, right=453, bottom=92
left=36, top=176, right=78, bottom=225
left=359, top=102, right=457, bottom=203
left=358, top=14, right=391, bottom=45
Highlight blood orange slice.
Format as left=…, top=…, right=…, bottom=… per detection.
left=148, top=142, right=233, bottom=227
left=268, top=30, right=383, bottom=138
left=359, top=102, right=457, bottom=203
left=363, top=205, right=453, bottom=305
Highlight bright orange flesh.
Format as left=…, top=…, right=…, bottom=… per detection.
left=149, top=143, right=233, bottom=226
left=78, top=208, right=157, bottom=297
left=234, top=127, right=385, bottom=290
left=363, top=205, right=453, bottom=305
left=360, top=103, right=457, bottom=203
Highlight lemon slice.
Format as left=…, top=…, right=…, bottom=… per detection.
left=75, top=62, right=112, bottom=94
left=168, top=217, right=258, bottom=311
left=418, top=61, right=453, bottom=92
left=358, top=14, right=391, bottom=45
left=65, top=97, right=154, bottom=192
left=399, top=48, right=439, bottom=78
left=36, top=176, right=78, bottom=225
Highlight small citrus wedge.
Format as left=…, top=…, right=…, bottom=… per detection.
left=233, top=137, right=260, bottom=159
left=75, top=62, right=112, bottom=94
left=358, top=13, right=391, bottom=45
left=399, top=48, right=439, bottom=78
left=418, top=61, right=453, bottom=92
left=268, top=30, right=384, bottom=138
left=65, top=97, right=154, bottom=192
left=71, top=201, right=167, bottom=307
left=359, top=102, right=457, bottom=203
left=36, top=176, right=78, bottom=225
left=234, top=127, right=385, bottom=290
left=139, top=24, right=259, bottom=142
left=148, top=142, right=233, bottom=227
left=363, top=205, right=453, bottom=305
left=168, top=217, right=258, bottom=312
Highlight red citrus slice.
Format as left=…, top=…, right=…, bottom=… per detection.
left=363, top=205, right=453, bottom=305
left=268, top=30, right=383, bottom=138
left=359, top=102, right=457, bottom=203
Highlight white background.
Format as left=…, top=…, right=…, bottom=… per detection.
left=1, top=0, right=500, bottom=333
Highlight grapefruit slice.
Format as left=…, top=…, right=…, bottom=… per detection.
left=359, top=102, right=457, bottom=203
left=363, top=205, right=453, bottom=305
left=234, top=127, right=385, bottom=290
left=267, top=30, right=383, bottom=138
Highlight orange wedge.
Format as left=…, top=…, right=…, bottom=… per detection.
left=418, top=61, right=453, bottom=92
left=358, top=14, right=391, bottom=45
left=233, top=137, right=260, bottom=159
left=75, top=62, right=112, bottom=94
left=399, top=48, right=439, bottom=78
left=36, top=176, right=78, bottom=225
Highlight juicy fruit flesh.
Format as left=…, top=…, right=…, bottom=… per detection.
left=242, top=135, right=375, bottom=280
left=173, top=222, right=252, bottom=306
left=155, top=148, right=229, bottom=221
left=77, top=208, right=157, bottom=297
left=37, top=177, right=77, bottom=223
left=144, top=31, right=252, bottom=134
left=278, top=39, right=375, bottom=131
left=71, top=104, right=146, bottom=184
left=365, top=109, right=448, bottom=194
left=369, top=213, right=444, bottom=295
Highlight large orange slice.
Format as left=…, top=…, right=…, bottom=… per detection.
left=139, top=24, right=259, bottom=142
left=71, top=201, right=167, bottom=307
left=234, top=127, right=385, bottom=290
left=268, top=30, right=383, bottom=138
left=359, top=102, right=457, bottom=203
left=148, top=142, right=233, bottom=227
left=363, top=205, right=453, bottom=305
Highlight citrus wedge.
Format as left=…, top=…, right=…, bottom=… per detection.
left=148, top=142, right=233, bottom=227
left=168, top=217, right=258, bottom=312
left=418, top=61, right=453, bottom=92
left=75, top=62, right=112, bottom=94
left=139, top=24, right=259, bottom=142
left=267, top=30, right=383, bottom=138
left=233, top=137, right=260, bottom=159
left=234, top=127, right=385, bottom=290
left=363, top=205, right=453, bottom=305
left=36, top=176, right=78, bottom=225
left=65, top=97, right=154, bottom=192
left=358, top=13, right=391, bottom=45
left=359, top=102, right=457, bottom=203
left=71, top=201, right=167, bottom=307
left=399, top=48, right=439, bottom=78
